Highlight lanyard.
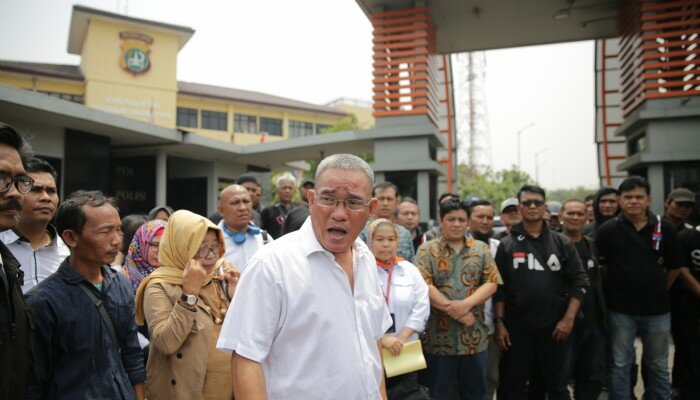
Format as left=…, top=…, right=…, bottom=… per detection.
left=652, top=215, right=662, bottom=251
left=377, top=259, right=396, bottom=305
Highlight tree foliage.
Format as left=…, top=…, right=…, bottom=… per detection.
left=458, top=164, right=535, bottom=207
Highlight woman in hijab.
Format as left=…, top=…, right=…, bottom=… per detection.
left=135, top=210, right=239, bottom=400
left=123, top=219, right=167, bottom=291
left=368, top=218, right=430, bottom=398
left=148, top=205, right=174, bottom=221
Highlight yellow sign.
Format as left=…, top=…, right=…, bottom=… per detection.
left=119, top=32, right=153, bottom=75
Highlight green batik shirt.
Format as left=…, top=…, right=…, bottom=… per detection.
left=414, top=235, right=502, bottom=355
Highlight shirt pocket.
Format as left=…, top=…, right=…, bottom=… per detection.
left=391, top=276, right=414, bottom=306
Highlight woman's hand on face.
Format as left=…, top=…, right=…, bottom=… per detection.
left=182, top=259, right=207, bottom=296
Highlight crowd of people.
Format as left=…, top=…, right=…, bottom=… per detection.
left=1, top=120, right=699, bottom=400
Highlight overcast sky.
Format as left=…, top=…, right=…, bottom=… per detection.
left=0, top=0, right=600, bottom=189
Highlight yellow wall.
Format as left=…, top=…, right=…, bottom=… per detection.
left=176, top=94, right=343, bottom=145
left=333, top=103, right=374, bottom=129
left=0, top=72, right=85, bottom=96
left=82, top=19, right=179, bottom=127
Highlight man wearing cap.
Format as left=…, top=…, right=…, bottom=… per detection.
left=217, top=185, right=272, bottom=274
left=664, top=188, right=696, bottom=232
left=495, top=198, right=520, bottom=240
left=298, top=179, right=314, bottom=205
left=663, top=187, right=696, bottom=396
left=546, top=201, right=562, bottom=232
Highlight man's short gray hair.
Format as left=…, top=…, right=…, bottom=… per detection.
left=315, top=154, right=374, bottom=189
left=276, top=172, right=296, bottom=187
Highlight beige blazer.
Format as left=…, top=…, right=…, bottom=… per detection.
left=143, top=281, right=229, bottom=400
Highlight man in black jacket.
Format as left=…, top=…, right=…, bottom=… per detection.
left=494, top=185, right=589, bottom=400
left=0, top=122, right=35, bottom=400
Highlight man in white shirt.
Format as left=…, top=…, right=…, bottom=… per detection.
left=0, top=157, right=69, bottom=292
left=218, top=153, right=392, bottom=400
left=216, top=184, right=271, bottom=273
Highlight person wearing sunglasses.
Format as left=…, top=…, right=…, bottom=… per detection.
left=135, top=210, right=239, bottom=400
left=493, top=184, right=589, bottom=400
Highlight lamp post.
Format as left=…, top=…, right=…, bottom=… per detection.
left=517, top=122, right=535, bottom=172
left=535, top=147, right=548, bottom=183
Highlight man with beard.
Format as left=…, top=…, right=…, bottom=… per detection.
left=217, top=184, right=272, bottom=273
left=0, top=122, right=35, bottom=400
left=583, top=187, right=619, bottom=239
left=26, top=192, right=145, bottom=399
left=0, top=157, right=69, bottom=292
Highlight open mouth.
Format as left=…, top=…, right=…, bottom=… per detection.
left=327, top=227, right=347, bottom=239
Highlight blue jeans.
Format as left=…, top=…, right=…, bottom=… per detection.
left=609, top=311, right=671, bottom=400
left=423, top=352, right=488, bottom=400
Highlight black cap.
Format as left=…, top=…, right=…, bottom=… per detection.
left=236, top=174, right=258, bottom=185
left=301, top=179, right=315, bottom=188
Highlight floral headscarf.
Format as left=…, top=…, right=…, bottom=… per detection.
left=123, top=220, right=167, bottom=291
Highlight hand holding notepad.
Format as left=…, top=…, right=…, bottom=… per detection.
left=382, top=339, right=427, bottom=378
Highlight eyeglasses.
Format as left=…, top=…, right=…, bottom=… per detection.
left=314, top=194, right=371, bottom=211
left=0, top=174, right=34, bottom=194
left=197, top=244, right=222, bottom=258
left=521, top=200, right=545, bottom=208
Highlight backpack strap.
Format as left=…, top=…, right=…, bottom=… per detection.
left=261, top=230, right=270, bottom=245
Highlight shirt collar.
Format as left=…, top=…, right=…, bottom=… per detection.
left=7, top=224, right=61, bottom=246
left=617, top=210, right=656, bottom=228
left=438, top=232, right=475, bottom=249
left=57, top=258, right=115, bottom=286
left=299, top=218, right=370, bottom=260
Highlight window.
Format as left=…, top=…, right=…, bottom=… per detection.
left=38, top=91, right=83, bottom=104
left=234, top=114, right=257, bottom=133
left=260, top=117, right=283, bottom=136
left=289, top=121, right=313, bottom=138
left=176, top=107, right=198, bottom=128
left=201, top=110, right=227, bottom=131
left=315, top=124, right=332, bottom=134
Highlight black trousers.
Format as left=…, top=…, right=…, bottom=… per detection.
left=499, top=324, right=571, bottom=400
left=676, top=315, right=700, bottom=399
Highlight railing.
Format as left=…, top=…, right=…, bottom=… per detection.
left=371, top=7, right=440, bottom=125
left=618, top=0, right=700, bottom=116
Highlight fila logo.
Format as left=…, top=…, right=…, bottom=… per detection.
left=512, top=252, right=562, bottom=271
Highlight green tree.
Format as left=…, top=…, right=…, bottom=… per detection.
left=547, top=186, right=597, bottom=202
left=458, top=164, right=535, bottom=207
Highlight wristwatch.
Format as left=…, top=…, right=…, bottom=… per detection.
left=181, top=293, right=198, bottom=306
left=493, top=317, right=505, bottom=324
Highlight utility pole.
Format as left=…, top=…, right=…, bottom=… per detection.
left=535, top=147, right=548, bottom=183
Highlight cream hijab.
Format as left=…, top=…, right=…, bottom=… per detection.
left=135, top=210, right=225, bottom=325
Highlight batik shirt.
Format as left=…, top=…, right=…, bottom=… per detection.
left=414, top=235, right=502, bottom=355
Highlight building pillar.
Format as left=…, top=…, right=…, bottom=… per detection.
left=416, top=171, right=430, bottom=224
left=156, top=149, right=167, bottom=206
left=647, top=164, right=665, bottom=215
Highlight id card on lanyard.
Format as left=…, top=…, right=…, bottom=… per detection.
left=382, top=264, right=397, bottom=333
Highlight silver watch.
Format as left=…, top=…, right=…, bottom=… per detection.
left=181, top=293, right=198, bottom=306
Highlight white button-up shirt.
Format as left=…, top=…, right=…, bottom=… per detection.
left=0, top=227, right=70, bottom=292
left=217, top=220, right=272, bottom=274
left=217, top=218, right=392, bottom=400
left=377, top=259, right=430, bottom=342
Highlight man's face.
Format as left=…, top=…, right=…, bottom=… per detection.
left=309, top=168, right=377, bottom=255
left=241, top=182, right=258, bottom=205
left=585, top=199, right=595, bottom=222
left=300, top=183, right=314, bottom=202
left=218, top=187, right=252, bottom=231
left=396, top=201, right=419, bottom=230
left=561, top=201, right=586, bottom=235
left=619, top=187, right=651, bottom=219
left=469, top=205, right=494, bottom=236
left=501, top=206, right=521, bottom=228
left=518, top=192, right=546, bottom=223
left=0, top=144, right=26, bottom=230
left=441, top=209, right=468, bottom=242
left=277, top=179, right=295, bottom=204
left=20, top=172, right=58, bottom=226
left=374, top=187, right=399, bottom=219
left=67, top=204, right=123, bottom=266
left=598, top=193, right=619, bottom=217
left=665, top=200, right=694, bottom=222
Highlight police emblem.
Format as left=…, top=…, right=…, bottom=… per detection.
left=119, top=32, right=153, bottom=75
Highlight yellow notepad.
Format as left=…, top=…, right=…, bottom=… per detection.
left=382, top=339, right=427, bottom=378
